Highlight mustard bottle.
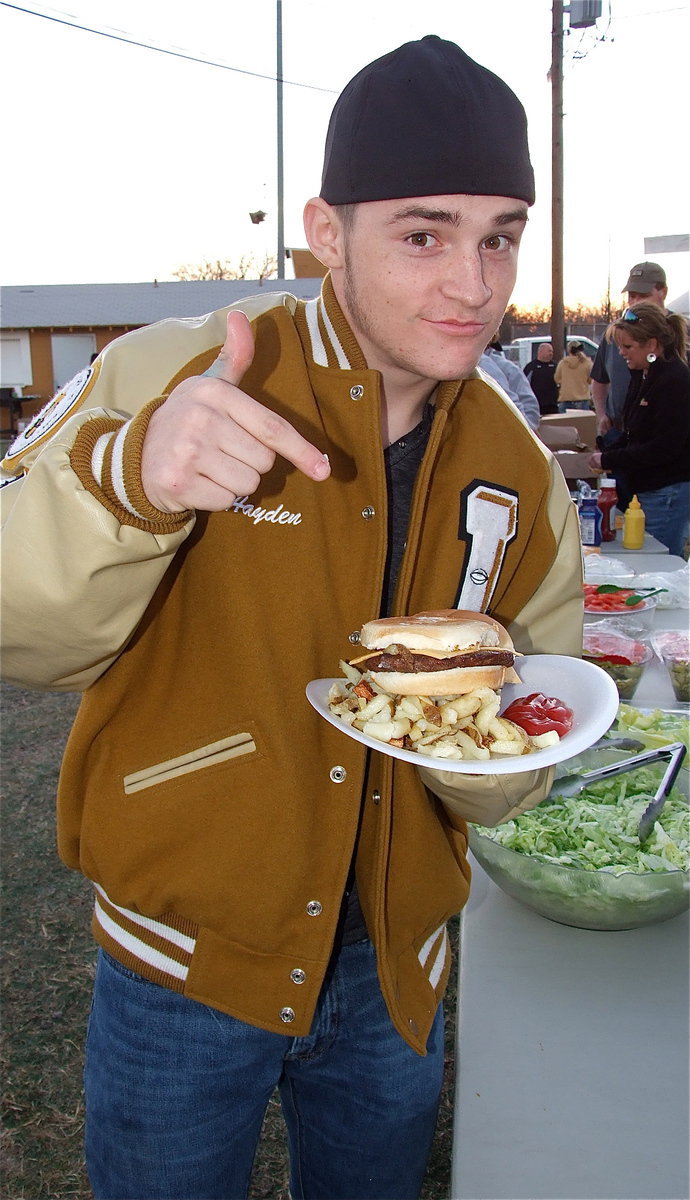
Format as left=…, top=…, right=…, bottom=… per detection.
left=623, top=495, right=645, bottom=550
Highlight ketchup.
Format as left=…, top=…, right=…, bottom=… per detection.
left=501, top=692, right=574, bottom=737
left=597, top=478, right=618, bottom=542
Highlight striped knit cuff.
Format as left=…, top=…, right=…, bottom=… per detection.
left=69, top=398, right=193, bottom=532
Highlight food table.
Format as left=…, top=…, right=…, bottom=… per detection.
left=584, top=544, right=688, bottom=708
left=451, top=545, right=689, bottom=1200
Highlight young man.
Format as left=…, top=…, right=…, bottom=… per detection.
left=1, top=35, right=583, bottom=1200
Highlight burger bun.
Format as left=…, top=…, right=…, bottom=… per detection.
left=367, top=663, right=511, bottom=698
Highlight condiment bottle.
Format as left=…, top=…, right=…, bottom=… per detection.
left=597, top=478, right=618, bottom=542
left=623, top=495, right=645, bottom=550
left=578, top=493, right=602, bottom=547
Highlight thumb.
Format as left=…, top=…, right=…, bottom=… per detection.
left=205, top=310, right=255, bottom=385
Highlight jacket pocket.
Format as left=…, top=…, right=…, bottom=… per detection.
left=123, top=732, right=256, bottom=794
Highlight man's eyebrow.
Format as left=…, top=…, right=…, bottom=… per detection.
left=494, top=206, right=529, bottom=226
left=386, top=203, right=529, bottom=228
left=386, top=206, right=461, bottom=226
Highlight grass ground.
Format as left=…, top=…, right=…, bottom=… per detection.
left=1, top=682, right=456, bottom=1198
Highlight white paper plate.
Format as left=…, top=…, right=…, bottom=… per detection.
left=306, top=654, right=620, bottom=775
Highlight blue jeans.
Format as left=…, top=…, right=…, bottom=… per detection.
left=84, top=943, right=444, bottom=1200
left=637, top=481, right=690, bottom=557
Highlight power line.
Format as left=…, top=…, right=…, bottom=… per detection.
left=1, top=2, right=338, bottom=93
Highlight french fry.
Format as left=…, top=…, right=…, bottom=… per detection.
left=395, top=696, right=426, bottom=721
left=424, top=742, right=466, bottom=760
left=327, top=668, right=565, bottom=762
left=338, top=659, right=363, bottom=686
left=447, top=694, right=482, bottom=718
left=490, top=739, right=528, bottom=755
left=362, top=717, right=411, bottom=742
left=422, top=702, right=443, bottom=726
left=487, top=716, right=524, bottom=745
left=474, top=697, right=501, bottom=736
left=356, top=693, right=392, bottom=721
left=449, top=728, right=490, bottom=758
left=354, top=679, right=378, bottom=702
left=531, top=729, right=560, bottom=748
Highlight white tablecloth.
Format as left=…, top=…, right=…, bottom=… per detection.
left=451, top=549, right=689, bottom=1200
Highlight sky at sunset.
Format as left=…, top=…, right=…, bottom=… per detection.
left=3, top=0, right=688, bottom=308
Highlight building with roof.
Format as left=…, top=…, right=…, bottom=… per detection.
left=1, top=277, right=323, bottom=437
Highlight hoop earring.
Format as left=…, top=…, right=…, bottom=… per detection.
left=647, top=352, right=657, bottom=364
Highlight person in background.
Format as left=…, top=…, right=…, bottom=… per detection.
left=588, top=302, right=690, bottom=556
left=0, top=34, right=583, bottom=1200
left=524, top=341, right=559, bottom=415
left=591, top=261, right=668, bottom=437
left=554, top=341, right=592, bottom=411
left=480, top=334, right=540, bottom=429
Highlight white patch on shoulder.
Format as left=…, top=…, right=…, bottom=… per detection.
left=4, top=364, right=99, bottom=464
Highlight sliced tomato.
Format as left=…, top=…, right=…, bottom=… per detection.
left=501, top=692, right=574, bottom=737
left=583, top=584, right=645, bottom=612
left=582, top=632, right=648, bottom=666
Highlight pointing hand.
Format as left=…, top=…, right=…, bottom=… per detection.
left=141, top=310, right=330, bottom=513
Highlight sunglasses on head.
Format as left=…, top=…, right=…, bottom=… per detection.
left=623, top=309, right=640, bottom=322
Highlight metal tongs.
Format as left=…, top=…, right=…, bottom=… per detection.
left=553, top=743, right=687, bottom=842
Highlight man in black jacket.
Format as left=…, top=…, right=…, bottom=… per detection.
left=524, top=341, right=559, bottom=414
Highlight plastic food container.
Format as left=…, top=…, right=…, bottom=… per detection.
left=468, top=757, right=689, bottom=931
left=583, top=584, right=657, bottom=637
left=468, top=824, right=689, bottom=931
left=582, top=555, right=635, bottom=583
left=651, top=631, right=690, bottom=704
left=582, top=628, right=652, bottom=700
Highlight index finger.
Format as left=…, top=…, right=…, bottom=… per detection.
left=231, top=391, right=331, bottom=483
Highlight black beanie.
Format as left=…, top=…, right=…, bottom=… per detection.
left=320, top=35, right=535, bottom=207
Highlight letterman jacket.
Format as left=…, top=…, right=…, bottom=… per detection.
left=0, top=276, right=583, bottom=1054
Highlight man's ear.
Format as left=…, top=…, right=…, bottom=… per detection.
left=303, top=198, right=346, bottom=269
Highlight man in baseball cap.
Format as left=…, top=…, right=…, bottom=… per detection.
left=591, top=260, right=669, bottom=434
left=623, top=261, right=668, bottom=304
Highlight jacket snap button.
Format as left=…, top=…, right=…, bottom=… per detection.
left=306, top=900, right=322, bottom=916
left=348, top=630, right=361, bottom=644
left=361, top=506, right=375, bottom=519
left=372, top=790, right=381, bottom=805
left=349, top=384, right=364, bottom=400
left=280, top=1007, right=296, bottom=1023
left=290, top=968, right=306, bottom=985
left=408, top=1017, right=419, bottom=1035
left=330, top=765, right=347, bottom=783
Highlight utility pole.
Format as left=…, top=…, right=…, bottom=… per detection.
left=551, top=2, right=601, bottom=351
left=276, top=0, right=285, bottom=278
left=551, top=0, right=565, bottom=358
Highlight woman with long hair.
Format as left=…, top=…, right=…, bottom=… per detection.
left=589, top=302, right=690, bottom=556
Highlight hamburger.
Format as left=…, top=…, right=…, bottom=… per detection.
left=349, top=608, right=520, bottom=697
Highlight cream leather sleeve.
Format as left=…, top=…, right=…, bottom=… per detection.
left=419, top=764, right=555, bottom=826
left=1, top=293, right=299, bottom=692
left=0, top=412, right=194, bottom=692
left=508, top=456, right=584, bottom=658
left=421, top=454, right=583, bottom=826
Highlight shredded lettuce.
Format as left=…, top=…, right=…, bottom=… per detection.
left=475, top=767, right=689, bottom=876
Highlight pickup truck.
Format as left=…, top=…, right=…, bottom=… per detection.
left=504, top=335, right=599, bottom=368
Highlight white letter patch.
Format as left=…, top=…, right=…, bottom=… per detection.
left=454, top=481, right=518, bottom=611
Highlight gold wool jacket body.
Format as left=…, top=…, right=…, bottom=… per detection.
left=0, top=277, right=583, bottom=1053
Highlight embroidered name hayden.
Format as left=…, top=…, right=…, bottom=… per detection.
left=230, top=496, right=302, bottom=526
